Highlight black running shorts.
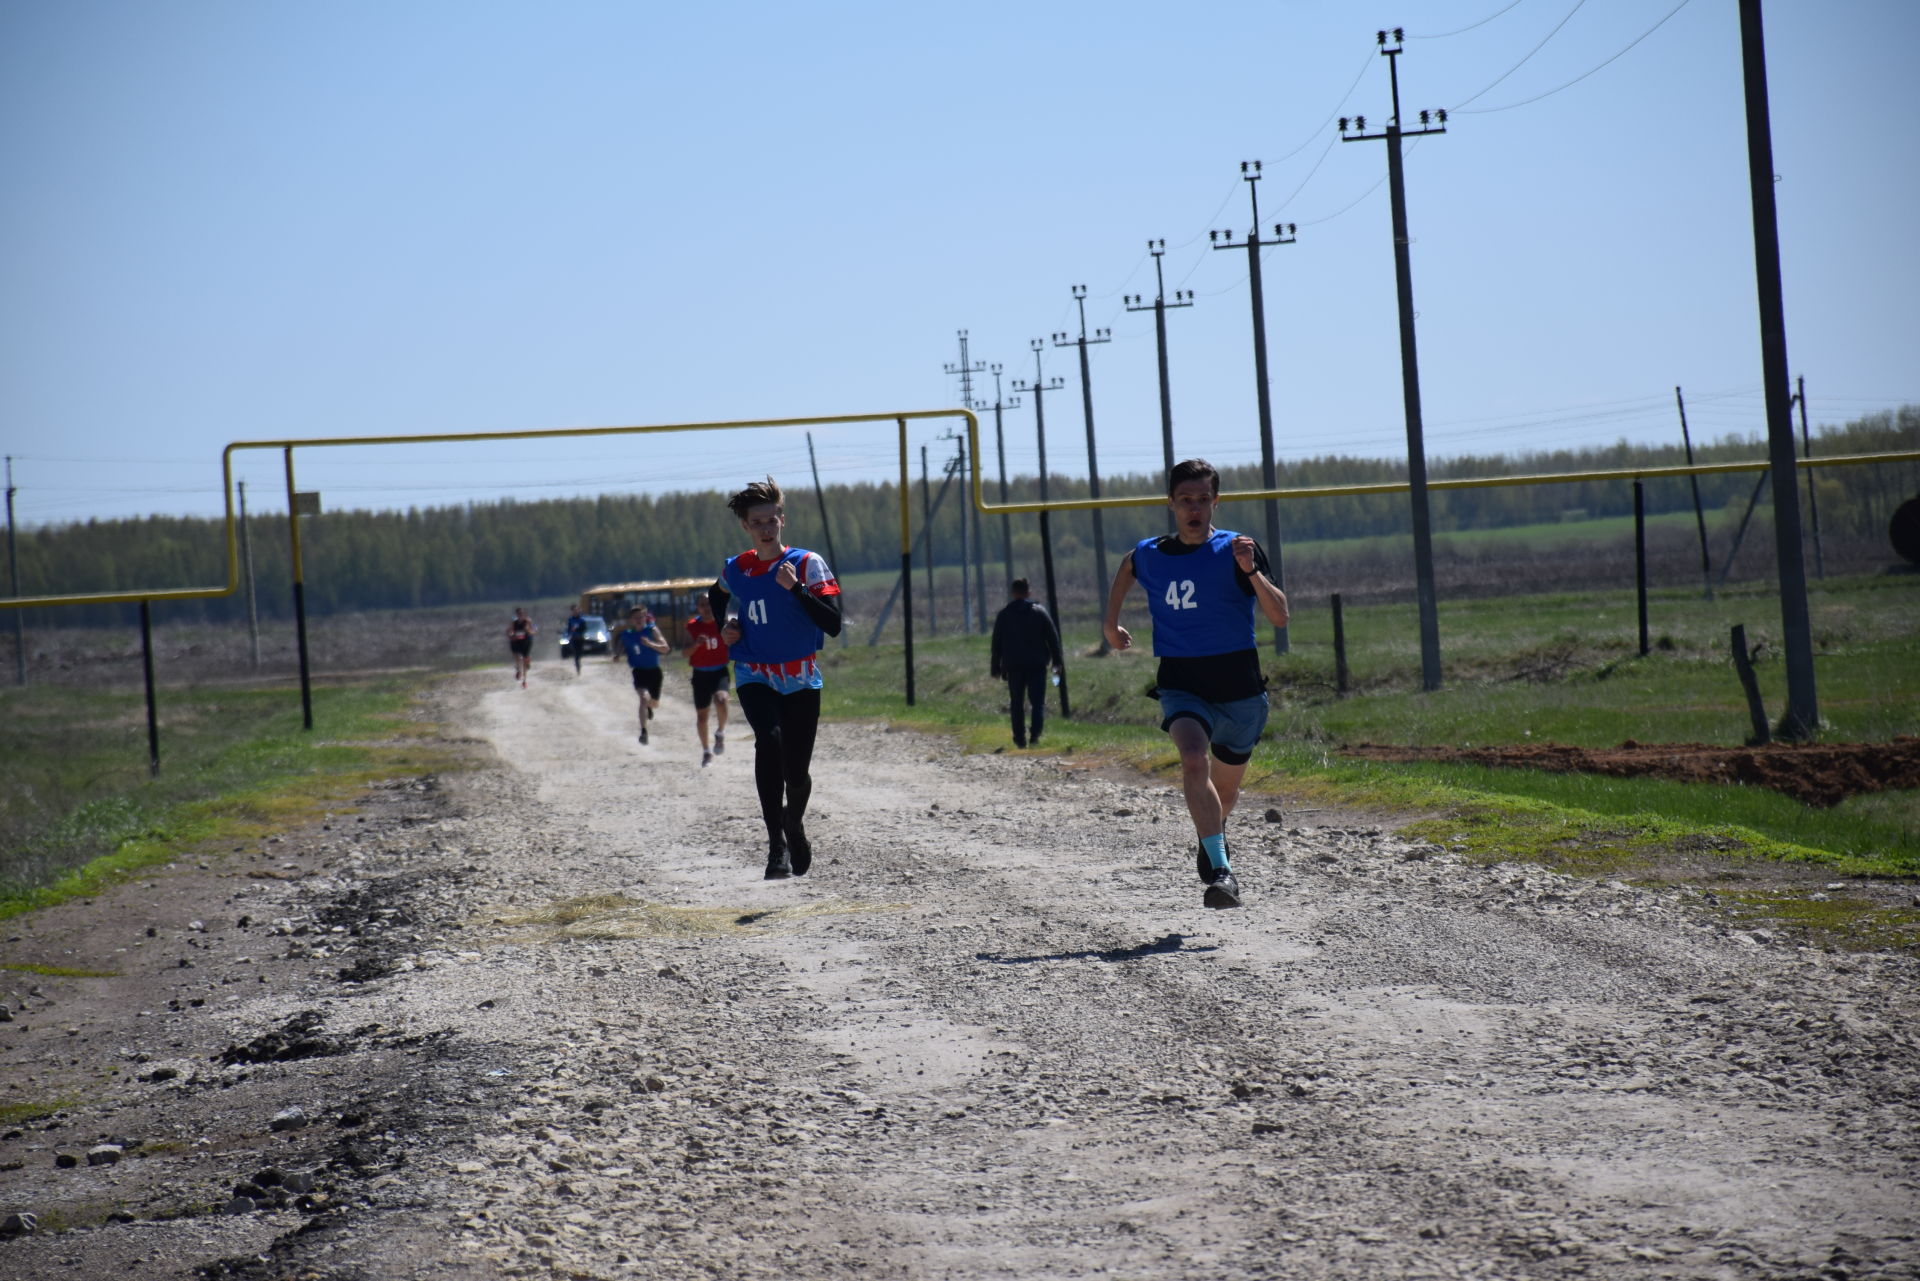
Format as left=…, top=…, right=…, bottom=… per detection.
left=690, top=666, right=731, bottom=709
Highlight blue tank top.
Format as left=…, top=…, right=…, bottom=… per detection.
left=620, top=626, right=662, bottom=669
left=1130, top=530, right=1256, bottom=658
left=722, top=547, right=825, bottom=665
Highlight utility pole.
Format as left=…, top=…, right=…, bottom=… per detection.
left=1054, top=286, right=1112, bottom=652
left=1210, top=161, right=1295, bottom=654
left=1341, top=31, right=1448, bottom=691
left=1794, top=375, right=1824, bottom=578
left=1738, top=0, right=1817, bottom=737
left=972, top=365, right=1021, bottom=599
left=5, top=456, right=23, bottom=686
left=1124, top=239, right=1194, bottom=499
left=239, top=480, right=262, bottom=667
left=1013, top=340, right=1071, bottom=717
left=1673, top=388, right=1714, bottom=600
left=921, top=444, right=937, bottom=636
left=939, top=431, right=975, bottom=633
left=944, top=330, right=991, bottom=633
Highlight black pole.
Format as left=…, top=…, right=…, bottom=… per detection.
left=1020, top=344, right=1070, bottom=719
left=1796, top=375, right=1824, bottom=579
left=1126, top=244, right=1192, bottom=530
left=990, top=367, right=1016, bottom=595
left=1244, top=230, right=1289, bottom=656
left=1674, top=387, right=1714, bottom=600
left=5, top=456, right=23, bottom=687
left=1385, top=65, right=1440, bottom=690
left=898, top=419, right=914, bottom=706
left=140, top=599, right=159, bottom=776
left=284, top=448, right=313, bottom=731
left=967, top=434, right=987, bottom=633
left=1332, top=592, right=1350, bottom=696
left=921, top=445, right=936, bottom=636
left=238, top=479, right=262, bottom=667
left=959, top=441, right=981, bottom=634
left=943, top=331, right=990, bottom=635
left=1343, top=38, right=1447, bottom=691
left=1718, top=470, right=1771, bottom=589
left=805, top=433, right=845, bottom=645
left=1739, top=0, right=1817, bottom=738
left=1059, top=287, right=1111, bottom=652
left=1634, top=481, right=1650, bottom=657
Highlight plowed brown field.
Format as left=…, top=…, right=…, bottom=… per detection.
left=1341, top=737, right=1920, bottom=807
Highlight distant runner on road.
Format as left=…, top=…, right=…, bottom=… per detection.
left=614, top=606, right=669, bottom=744
left=507, top=608, right=536, bottom=688
left=711, top=476, right=843, bottom=880
left=684, top=594, right=732, bottom=767
left=1102, top=458, right=1289, bottom=910
left=564, top=606, right=589, bottom=675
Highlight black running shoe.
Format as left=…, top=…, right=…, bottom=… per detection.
left=765, top=847, right=793, bottom=880
left=1197, top=838, right=1234, bottom=881
left=1202, top=865, right=1242, bottom=910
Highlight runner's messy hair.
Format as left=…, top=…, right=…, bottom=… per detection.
left=1167, top=458, right=1220, bottom=496
left=727, top=476, right=784, bottom=520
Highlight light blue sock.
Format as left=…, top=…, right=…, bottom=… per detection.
left=1200, top=832, right=1229, bottom=870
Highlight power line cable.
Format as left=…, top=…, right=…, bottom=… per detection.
left=1449, top=0, right=1590, bottom=111
left=1263, top=49, right=1378, bottom=166
left=1456, top=0, right=1694, bottom=114
left=1409, top=0, right=1532, bottom=39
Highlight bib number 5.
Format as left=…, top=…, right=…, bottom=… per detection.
left=1163, top=580, right=1197, bottom=610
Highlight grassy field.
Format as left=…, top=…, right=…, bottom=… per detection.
left=0, top=676, right=452, bottom=917
left=821, top=569, right=1920, bottom=881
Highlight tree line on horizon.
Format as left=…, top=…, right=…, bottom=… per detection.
left=10, top=407, right=1915, bottom=629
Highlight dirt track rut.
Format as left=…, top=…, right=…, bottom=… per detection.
left=3, top=664, right=1916, bottom=1279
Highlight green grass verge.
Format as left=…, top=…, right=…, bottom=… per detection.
left=0, top=963, right=119, bottom=978
left=0, top=1095, right=81, bottom=1127
left=818, top=570, right=1920, bottom=882
left=0, top=676, right=452, bottom=919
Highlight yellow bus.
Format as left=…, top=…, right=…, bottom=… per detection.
left=580, top=577, right=713, bottom=648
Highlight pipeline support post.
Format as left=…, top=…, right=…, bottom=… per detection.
left=283, top=448, right=313, bottom=730
left=898, top=419, right=915, bottom=707
left=140, top=599, right=159, bottom=777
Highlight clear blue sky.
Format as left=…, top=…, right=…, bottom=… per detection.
left=3, top=0, right=1915, bottom=531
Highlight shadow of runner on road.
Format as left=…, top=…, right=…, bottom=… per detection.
left=974, top=932, right=1218, bottom=965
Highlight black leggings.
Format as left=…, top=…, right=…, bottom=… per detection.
left=733, top=683, right=821, bottom=847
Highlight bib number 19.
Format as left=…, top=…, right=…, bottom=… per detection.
left=1163, top=580, right=1197, bottom=610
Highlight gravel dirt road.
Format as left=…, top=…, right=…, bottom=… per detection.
left=2, top=664, right=1916, bottom=1280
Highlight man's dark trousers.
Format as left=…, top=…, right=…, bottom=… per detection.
left=1005, top=665, right=1048, bottom=747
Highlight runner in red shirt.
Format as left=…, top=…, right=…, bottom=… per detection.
left=683, top=594, right=732, bottom=767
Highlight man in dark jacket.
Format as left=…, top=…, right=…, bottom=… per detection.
left=989, top=578, right=1064, bottom=748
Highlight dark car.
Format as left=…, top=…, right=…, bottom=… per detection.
left=559, top=615, right=611, bottom=658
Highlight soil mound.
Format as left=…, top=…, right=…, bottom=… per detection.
left=1340, top=736, right=1920, bottom=808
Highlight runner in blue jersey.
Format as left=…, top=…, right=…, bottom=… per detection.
left=1102, top=458, right=1290, bottom=909
left=710, top=476, right=844, bottom=879
left=613, top=606, right=669, bottom=744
